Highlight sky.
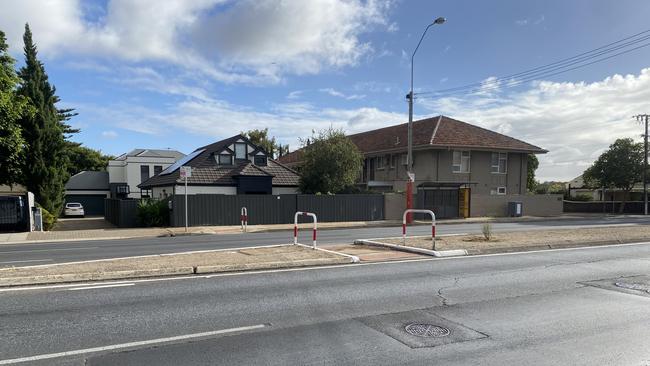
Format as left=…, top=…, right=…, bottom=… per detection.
left=2, top=0, right=650, bottom=182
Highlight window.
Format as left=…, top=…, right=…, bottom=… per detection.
left=154, top=165, right=163, bottom=175
left=235, top=143, right=246, bottom=160
left=140, top=165, right=150, bottom=183
left=491, top=152, right=507, bottom=174
left=491, top=186, right=507, bottom=195
left=376, top=156, right=385, bottom=170
left=218, top=154, right=233, bottom=165
left=401, top=154, right=408, bottom=166
left=452, top=151, right=470, bottom=173
left=254, top=156, right=267, bottom=166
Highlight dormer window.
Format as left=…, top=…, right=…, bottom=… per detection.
left=254, top=156, right=267, bottom=166
left=217, top=154, right=233, bottom=166
left=235, top=143, right=246, bottom=160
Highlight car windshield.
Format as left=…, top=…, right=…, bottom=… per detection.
left=67, top=203, right=81, bottom=208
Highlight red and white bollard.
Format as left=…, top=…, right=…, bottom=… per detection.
left=293, top=211, right=318, bottom=248
left=402, top=209, right=436, bottom=250
left=240, top=207, right=248, bottom=232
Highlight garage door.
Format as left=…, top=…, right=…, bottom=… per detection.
left=65, top=195, right=107, bottom=216
left=419, top=188, right=460, bottom=219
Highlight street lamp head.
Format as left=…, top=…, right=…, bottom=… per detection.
left=433, top=17, right=446, bottom=25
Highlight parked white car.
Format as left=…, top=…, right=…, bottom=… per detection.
left=64, top=202, right=85, bottom=217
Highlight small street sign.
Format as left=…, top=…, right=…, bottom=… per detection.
left=407, top=172, right=415, bottom=182
left=180, top=166, right=192, bottom=178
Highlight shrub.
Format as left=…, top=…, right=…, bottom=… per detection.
left=137, top=199, right=170, bottom=227
left=572, top=193, right=593, bottom=202
left=482, top=223, right=493, bottom=241
left=37, top=204, right=56, bottom=231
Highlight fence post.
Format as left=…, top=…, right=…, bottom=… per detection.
left=294, top=211, right=318, bottom=248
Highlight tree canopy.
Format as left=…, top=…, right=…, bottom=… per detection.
left=65, top=143, right=113, bottom=176
left=583, top=138, right=644, bottom=210
left=298, top=128, right=362, bottom=194
left=242, top=128, right=289, bottom=158
left=526, top=154, right=539, bottom=192
left=0, top=30, right=31, bottom=186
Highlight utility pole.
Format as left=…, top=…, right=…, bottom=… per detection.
left=633, top=114, right=649, bottom=215
left=406, top=17, right=445, bottom=223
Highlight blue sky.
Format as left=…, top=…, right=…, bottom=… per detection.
left=3, top=0, right=650, bottom=181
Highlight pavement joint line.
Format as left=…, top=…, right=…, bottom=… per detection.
left=68, top=283, right=135, bottom=291
left=1, top=240, right=649, bottom=293
left=0, top=324, right=267, bottom=365
left=294, top=243, right=361, bottom=263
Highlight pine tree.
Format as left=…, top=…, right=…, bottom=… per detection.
left=17, top=24, right=70, bottom=215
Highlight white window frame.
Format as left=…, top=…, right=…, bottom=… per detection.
left=234, top=143, right=246, bottom=160
left=452, top=150, right=471, bottom=173
left=497, top=186, right=507, bottom=195
left=388, top=154, right=395, bottom=169
left=491, top=152, right=508, bottom=174
left=401, top=154, right=408, bottom=166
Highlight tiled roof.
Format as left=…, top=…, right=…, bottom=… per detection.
left=278, top=115, right=546, bottom=165
left=139, top=134, right=299, bottom=188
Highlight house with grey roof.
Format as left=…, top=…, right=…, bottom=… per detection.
left=64, top=171, right=110, bottom=215
left=139, top=135, right=299, bottom=197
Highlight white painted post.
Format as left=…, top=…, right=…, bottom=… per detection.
left=180, top=166, right=192, bottom=233
left=293, top=211, right=318, bottom=248
left=402, top=209, right=436, bottom=250
left=240, top=207, right=248, bottom=232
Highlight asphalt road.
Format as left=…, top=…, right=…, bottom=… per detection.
left=2, top=216, right=650, bottom=267
left=0, top=241, right=649, bottom=365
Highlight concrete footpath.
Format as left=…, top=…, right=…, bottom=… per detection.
left=0, top=214, right=630, bottom=245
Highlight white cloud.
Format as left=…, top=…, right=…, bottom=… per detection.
left=319, top=87, right=366, bottom=100
left=515, top=19, right=528, bottom=26
left=0, top=0, right=393, bottom=83
left=101, top=130, right=118, bottom=139
left=286, top=90, right=304, bottom=100
left=421, top=68, right=650, bottom=181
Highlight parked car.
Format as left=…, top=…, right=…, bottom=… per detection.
left=64, top=202, right=85, bottom=217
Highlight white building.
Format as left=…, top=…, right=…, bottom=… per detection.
left=107, top=149, right=185, bottom=199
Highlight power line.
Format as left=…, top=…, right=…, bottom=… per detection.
left=416, top=28, right=650, bottom=98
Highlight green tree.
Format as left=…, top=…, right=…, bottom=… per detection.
left=242, top=128, right=288, bottom=158
left=526, top=154, right=539, bottom=193
left=17, top=24, right=71, bottom=216
left=583, top=138, right=644, bottom=212
left=298, top=128, right=362, bottom=194
left=65, top=143, right=112, bottom=176
left=0, top=30, right=31, bottom=186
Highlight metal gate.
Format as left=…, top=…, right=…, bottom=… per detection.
left=0, top=196, right=28, bottom=232
left=419, top=188, right=459, bottom=219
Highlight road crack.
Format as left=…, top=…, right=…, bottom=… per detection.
left=436, top=277, right=460, bottom=306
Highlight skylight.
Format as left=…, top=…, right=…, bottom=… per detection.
left=159, top=149, right=205, bottom=175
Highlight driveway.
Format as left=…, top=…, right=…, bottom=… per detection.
left=53, top=217, right=115, bottom=231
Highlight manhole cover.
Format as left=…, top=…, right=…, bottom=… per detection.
left=404, top=323, right=450, bottom=338
left=615, top=282, right=650, bottom=293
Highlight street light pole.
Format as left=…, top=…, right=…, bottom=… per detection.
left=634, top=114, right=649, bottom=215
left=406, top=17, right=445, bottom=223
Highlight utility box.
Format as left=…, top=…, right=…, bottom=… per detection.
left=508, top=201, right=523, bottom=217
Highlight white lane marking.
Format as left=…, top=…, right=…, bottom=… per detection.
left=68, top=283, right=134, bottom=291
left=0, top=259, right=52, bottom=264
left=1, top=240, right=649, bottom=293
left=0, top=324, right=267, bottom=365
left=0, top=247, right=97, bottom=254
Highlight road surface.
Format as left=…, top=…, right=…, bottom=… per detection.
left=0, top=241, right=649, bottom=365
left=1, top=216, right=650, bottom=267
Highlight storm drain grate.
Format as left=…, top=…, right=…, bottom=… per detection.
left=615, top=282, right=650, bottom=294
left=404, top=323, right=450, bottom=338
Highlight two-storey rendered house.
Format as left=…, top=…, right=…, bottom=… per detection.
left=279, top=115, right=547, bottom=218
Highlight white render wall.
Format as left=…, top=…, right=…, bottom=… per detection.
left=108, top=155, right=180, bottom=198
left=272, top=187, right=299, bottom=195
